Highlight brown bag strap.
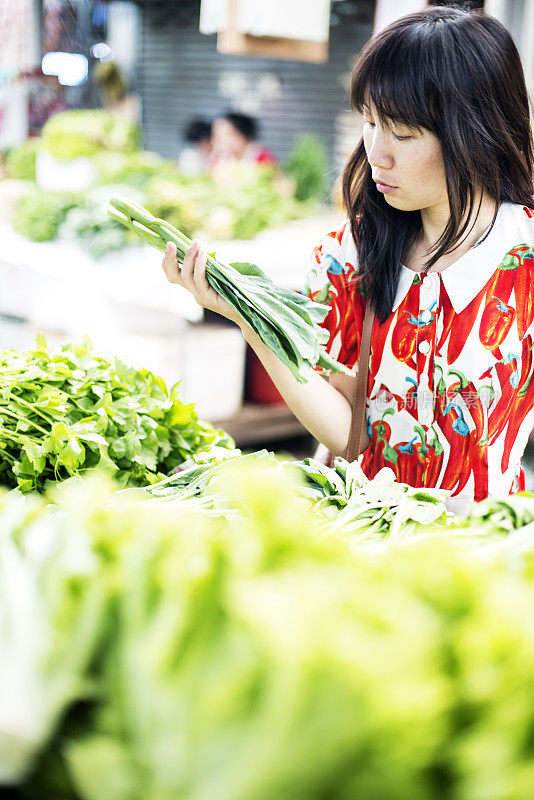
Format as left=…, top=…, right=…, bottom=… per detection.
left=345, top=302, right=375, bottom=462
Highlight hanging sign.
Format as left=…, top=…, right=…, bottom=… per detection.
left=200, top=0, right=331, bottom=63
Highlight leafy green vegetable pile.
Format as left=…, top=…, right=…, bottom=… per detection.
left=5, top=139, right=40, bottom=182
left=108, top=195, right=350, bottom=382
left=3, top=465, right=534, bottom=800
left=40, top=110, right=140, bottom=160
left=284, top=133, right=328, bottom=202
left=137, top=449, right=452, bottom=537
left=458, top=493, right=534, bottom=533
left=0, top=337, right=233, bottom=492
left=59, top=186, right=137, bottom=257
left=4, top=113, right=327, bottom=254
left=13, top=188, right=79, bottom=242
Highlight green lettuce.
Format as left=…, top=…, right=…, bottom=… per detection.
left=4, top=463, right=534, bottom=800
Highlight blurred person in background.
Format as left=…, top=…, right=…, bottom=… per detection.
left=210, top=112, right=277, bottom=168
left=161, top=6, right=534, bottom=517
left=178, top=117, right=212, bottom=176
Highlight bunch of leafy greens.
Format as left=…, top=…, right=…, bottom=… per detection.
left=41, top=110, right=139, bottom=160
left=0, top=337, right=233, bottom=492
left=137, top=450, right=451, bottom=538
left=5, top=465, right=534, bottom=800
left=143, top=160, right=317, bottom=241
left=13, top=188, right=80, bottom=242
left=296, top=457, right=451, bottom=537
left=458, top=494, right=534, bottom=533
left=59, top=186, right=138, bottom=258
left=94, top=150, right=183, bottom=189
left=5, top=140, right=40, bottom=182
left=108, top=195, right=351, bottom=381
left=285, top=133, right=328, bottom=202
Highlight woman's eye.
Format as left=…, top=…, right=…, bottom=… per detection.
left=393, top=133, right=412, bottom=141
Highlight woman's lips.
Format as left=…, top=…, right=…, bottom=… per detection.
left=374, top=181, right=398, bottom=194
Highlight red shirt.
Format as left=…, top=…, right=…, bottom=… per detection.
left=305, top=203, right=534, bottom=516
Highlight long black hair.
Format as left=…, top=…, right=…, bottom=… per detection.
left=342, top=5, right=534, bottom=323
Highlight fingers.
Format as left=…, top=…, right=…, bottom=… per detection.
left=161, top=239, right=211, bottom=302
left=179, top=240, right=211, bottom=303
left=160, top=238, right=240, bottom=323
left=179, top=239, right=198, bottom=284
left=193, top=246, right=208, bottom=288
left=161, top=241, right=184, bottom=286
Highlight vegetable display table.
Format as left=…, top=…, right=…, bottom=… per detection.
left=212, top=401, right=309, bottom=447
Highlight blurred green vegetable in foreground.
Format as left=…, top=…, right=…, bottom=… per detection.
left=2, top=463, right=534, bottom=800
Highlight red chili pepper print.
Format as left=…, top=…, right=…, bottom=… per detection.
left=391, top=294, right=435, bottom=366
left=306, top=208, right=534, bottom=506
left=391, top=290, right=420, bottom=363
left=361, top=414, right=398, bottom=477
left=483, top=249, right=519, bottom=308
left=424, top=429, right=444, bottom=486
left=369, top=314, right=395, bottom=380
left=479, top=296, right=516, bottom=352
left=512, top=246, right=534, bottom=338
left=488, top=351, right=524, bottom=446
left=393, top=424, right=430, bottom=487
left=448, top=368, right=486, bottom=443
left=435, top=390, right=472, bottom=495
left=469, top=430, right=489, bottom=501
left=436, top=281, right=454, bottom=357
left=446, top=285, right=487, bottom=364
left=501, top=336, right=534, bottom=472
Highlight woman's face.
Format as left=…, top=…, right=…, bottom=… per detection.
left=211, top=119, right=248, bottom=159
left=362, top=101, right=449, bottom=214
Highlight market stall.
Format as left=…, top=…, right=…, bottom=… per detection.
left=0, top=109, right=342, bottom=445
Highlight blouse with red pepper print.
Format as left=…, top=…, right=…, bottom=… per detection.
left=304, top=202, right=534, bottom=517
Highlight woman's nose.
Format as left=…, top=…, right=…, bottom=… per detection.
left=365, top=131, right=394, bottom=170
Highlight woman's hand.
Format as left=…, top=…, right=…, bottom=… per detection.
left=161, top=240, right=242, bottom=325
left=161, top=240, right=355, bottom=458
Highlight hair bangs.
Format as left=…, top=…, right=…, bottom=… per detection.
left=351, top=30, right=437, bottom=134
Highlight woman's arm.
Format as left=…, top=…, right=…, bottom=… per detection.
left=161, top=240, right=363, bottom=456
left=239, top=323, right=358, bottom=456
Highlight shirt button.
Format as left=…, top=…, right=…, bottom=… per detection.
left=418, top=340, right=431, bottom=354
left=420, top=309, right=433, bottom=323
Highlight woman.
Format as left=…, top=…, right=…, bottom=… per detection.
left=210, top=113, right=277, bottom=167
left=162, top=6, right=534, bottom=516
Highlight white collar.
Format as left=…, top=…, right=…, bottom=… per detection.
left=392, top=203, right=521, bottom=313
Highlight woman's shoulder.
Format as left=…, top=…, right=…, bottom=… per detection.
left=500, top=202, right=534, bottom=241
left=310, top=220, right=358, bottom=273
left=305, top=220, right=360, bottom=300
left=518, top=204, right=534, bottom=237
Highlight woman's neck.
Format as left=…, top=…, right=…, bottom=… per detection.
left=403, top=193, right=498, bottom=273
left=419, top=193, right=498, bottom=254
